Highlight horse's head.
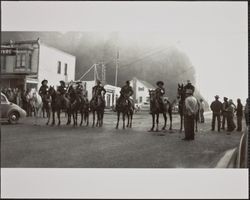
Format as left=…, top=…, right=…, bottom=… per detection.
left=148, top=89, right=156, bottom=102
left=48, top=86, right=55, bottom=95
left=177, top=83, right=185, bottom=100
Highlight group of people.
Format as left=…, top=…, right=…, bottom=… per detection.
left=210, top=95, right=248, bottom=132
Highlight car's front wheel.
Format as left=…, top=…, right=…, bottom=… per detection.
left=8, top=112, right=19, bottom=124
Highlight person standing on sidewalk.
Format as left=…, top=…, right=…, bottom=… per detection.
left=244, top=98, right=249, bottom=127
left=199, top=98, right=205, bottom=123
left=236, top=98, right=243, bottom=132
left=221, top=97, right=229, bottom=130
left=210, top=95, right=223, bottom=132
left=227, top=99, right=236, bottom=132
left=183, top=89, right=199, bottom=140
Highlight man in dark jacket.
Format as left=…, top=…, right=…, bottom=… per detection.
left=155, top=81, right=166, bottom=111
left=39, top=79, right=48, bottom=98
left=118, top=80, right=134, bottom=107
left=183, top=80, right=195, bottom=95
left=221, top=97, right=229, bottom=130
left=92, top=80, right=106, bottom=103
left=210, top=95, right=223, bottom=132
left=236, top=98, right=243, bottom=132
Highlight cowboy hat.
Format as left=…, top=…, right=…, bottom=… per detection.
left=156, top=81, right=164, bottom=86
left=41, top=79, right=48, bottom=85
left=60, top=80, right=65, bottom=85
left=76, top=80, right=82, bottom=84
left=215, top=95, right=219, bottom=99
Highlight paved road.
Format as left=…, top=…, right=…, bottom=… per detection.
left=1, top=112, right=244, bottom=168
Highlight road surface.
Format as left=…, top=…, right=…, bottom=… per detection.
left=1, top=111, right=244, bottom=168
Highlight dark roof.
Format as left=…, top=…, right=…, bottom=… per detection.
left=133, top=77, right=155, bottom=89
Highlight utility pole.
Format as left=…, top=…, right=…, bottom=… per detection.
left=115, top=48, right=119, bottom=86
left=101, top=61, right=106, bottom=85
left=94, top=63, right=97, bottom=83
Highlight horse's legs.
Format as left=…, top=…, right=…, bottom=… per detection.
left=162, top=113, right=167, bottom=130
left=74, top=110, right=78, bottom=126
left=116, top=111, right=120, bottom=129
left=86, top=111, right=89, bottom=126
left=51, top=110, right=55, bottom=125
left=46, top=108, right=50, bottom=125
left=169, top=110, right=172, bottom=130
left=150, top=114, right=155, bottom=131
left=180, top=114, right=183, bottom=132
left=57, top=110, right=61, bottom=126
left=122, top=112, right=126, bottom=129
left=156, top=113, right=159, bottom=132
left=96, top=111, right=99, bottom=127
left=126, top=113, right=129, bottom=127
left=92, top=111, right=95, bottom=128
left=80, top=110, right=83, bottom=126
left=130, top=112, right=133, bottom=128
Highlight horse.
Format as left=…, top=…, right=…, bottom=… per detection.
left=177, top=83, right=199, bottom=132
left=115, top=95, right=134, bottom=129
left=79, top=97, right=90, bottom=126
left=67, top=85, right=82, bottom=126
left=41, top=92, right=52, bottom=125
left=27, top=89, right=43, bottom=125
left=149, top=90, right=173, bottom=132
left=90, top=95, right=105, bottom=127
left=48, top=86, right=71, bottom=126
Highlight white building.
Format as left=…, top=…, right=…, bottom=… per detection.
left=130, top=77, right=155, bottom=105
left=104, top=84, right=121, bottom=108
left=1, top=39, right=76, bottom=90
left=79, top=81, right=121, bottom=108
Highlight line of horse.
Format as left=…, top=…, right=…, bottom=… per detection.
left=25, top=83, right=200, bottom=132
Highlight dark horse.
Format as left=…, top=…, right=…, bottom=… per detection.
left=90, top=95, right=105, bottom=127
left=67, top=85, right=82, bottom=126
left=177, top=83, right=199, bottom=132
left=48, top=86, right=71, bottom=126
left=149, top=90, right=173, bottom=132
left=115, top=95, right=134, bottom=129
left=79, top=97, right=90, bottom=126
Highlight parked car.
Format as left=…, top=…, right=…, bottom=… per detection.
left=0, top=93, right=26, bottom=124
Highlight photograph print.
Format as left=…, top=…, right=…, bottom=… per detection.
left=1, top=2, right=248, bottom=169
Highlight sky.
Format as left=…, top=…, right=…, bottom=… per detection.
left=2, top=1, right=248, bottom=104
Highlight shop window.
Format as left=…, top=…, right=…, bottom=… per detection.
left=16, top=54, right=26, bottom=68
left=57, top=61, right=61, bottom=74
left=64, top=63, right=68, bottom=75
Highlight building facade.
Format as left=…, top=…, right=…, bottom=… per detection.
left=130, top=77, right=155, bottom=105
left=80, top=81, right=121, bottom=108
left=1, top=39, right=76, bottom=91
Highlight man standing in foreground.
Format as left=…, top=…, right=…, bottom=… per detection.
left=210, top=95, right=223, bottom=132
left=183, top=89, right=199, bottom=140
left=236, top=98, right=243, bottom=132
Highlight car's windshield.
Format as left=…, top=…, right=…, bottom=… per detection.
left=1, top=94, right=7, bottom=103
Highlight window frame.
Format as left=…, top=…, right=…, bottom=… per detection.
left=57, top=61, right=61, bottom=74
left=64, top=63, right=68, bottom=75
left=16, top=53, right=26, bottom=69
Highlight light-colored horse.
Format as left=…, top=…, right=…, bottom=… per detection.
left=27, top=88, right=43, bottom=125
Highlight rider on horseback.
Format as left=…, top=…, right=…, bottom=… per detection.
left=118, top=80, right=134, bottom=108
left=57, top=80, right=68, bottom=107
left=39, top=79, right=48, bottom=100
left=92, top=80, right=106, bottom=104
left=183, top=80, right=195, bottom=95
left=155, top=81, right=166, bottom=111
